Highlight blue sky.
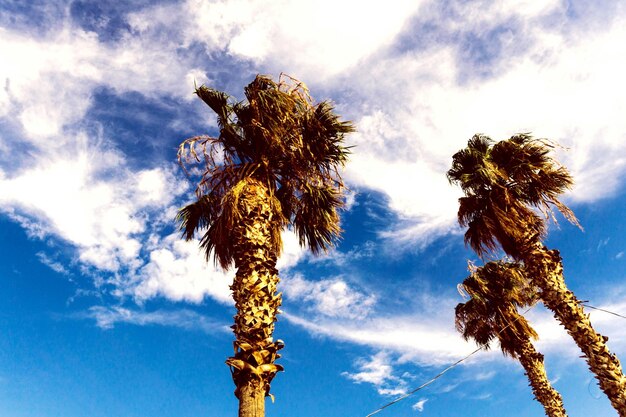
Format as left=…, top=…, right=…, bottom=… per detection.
left=1, top=1, right=626, bottom=416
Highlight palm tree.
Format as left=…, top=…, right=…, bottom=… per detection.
left=448, top=133, right=626, bottom=415
left=456, top=261, right=568, bottom=417
left=177, top=74, right=354, bottom=417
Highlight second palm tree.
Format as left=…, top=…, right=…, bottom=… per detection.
left=448, top=134, right=626, bottom=415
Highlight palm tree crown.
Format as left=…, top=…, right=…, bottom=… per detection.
left=446, top=133, right=578, bottom=259
left=456, top=261, right=536, bottom=356
left=456, top=261, right=569, bottom=417
left=177, top=74, right=354, bottom=267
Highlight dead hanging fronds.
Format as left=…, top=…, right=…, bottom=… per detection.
left=278, top=72, right=313, bottom=105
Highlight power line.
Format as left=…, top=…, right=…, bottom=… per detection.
left=364, top=306, right=534, bottom=417
left=582, top=303, right=626, bottom=320
left=364, top=302, right=626, bottom=417
left=365, top=346, right=482, bottom=417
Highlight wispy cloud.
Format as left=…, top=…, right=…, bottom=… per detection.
left=412, top=398, right=428, bottom=412
left=282, top=273, right=376, bottom=319
left=470, top=392, right=492, bottom=401
left=474, top=370, right=496, bottom=381
left=342, top=352, right=408, bottom=396
left=286, top=294, right=626, bottom=396
left=146, top=0, right=427, bottom=81
left=85, top=305, right=230, bottom=334
left=528, top=298, right=626, bottom=357
left=334, top=3, right=626, bottom=244
left=4, top=0, right=626, bottom=295
left=284, top=311, right=476, bottom=366
left=36, top=252, right=71, bottom=276
left=306, top=239, right=376, bottom=267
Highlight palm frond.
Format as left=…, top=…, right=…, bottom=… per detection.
left=195, top=87, right=231, bottom=128
left=293, top=183, right=343, bottom=254
left=449, top=132, right=580, bottom=260
left=447, top=134, right=494, bottom=189
left=178, top=74, right=353, bottom=267
left=455, top=261, right=538, bottom=357
left=491, top=134, right=580, bottom=228
left=176, top=195, right=215, bottom=241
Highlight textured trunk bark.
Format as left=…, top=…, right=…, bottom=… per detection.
left=227, top=179, right=284, bottom=417
left=516, top=337, right=568, bottom=417
left=528, top=244, right=626, bottom=416
left=238, top=378, right=265, bottom=417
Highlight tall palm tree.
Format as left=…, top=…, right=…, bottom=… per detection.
left=448, top=133, right=626, bottom=415
left=456, top=261, right=568, bottom=417
left=177, top=74, right=354, bottom=417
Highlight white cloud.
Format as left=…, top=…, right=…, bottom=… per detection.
left=0, top=22, right=206, bottom=142
left=128, top=233, right=233, bottom=304
left=434, top=0, right=564, bottom=33
left=182, top=0, right=426, bottom=80
left=283, top=274, right=376, bottom=319
left=276, top=230, right=308, bottom=270
left=307, top=239, right=376, bottom=267
left=87, top=305, right=230, bottom=334
left=474, top=370, right=496, bottom=381
left=0, top=27, right=98, bottom=135
left=5, top=0, right=626, bottom=255
left=332, top=11, right=626, bottom=245
left=342, top=352, right=408, bottom=396
left=527, top=299, right=626, bottom=359
left=470, top=392, right=493, bottom=401
left=0, top=133, right=185, bottom=273
left=3, top=0, right=626, bottom=344
left=0, top=121, right=309, bottom=306
left=0, top=11, right=315, bottom=307
left=412, top=398, right=428, bottom=412
left=285, top=311, right=477, bottom=366
left=126, top=228, right=308, bottom=305
left=286, top=292, right=626, bottom=374
left=36, top=252, right=70, bottom=276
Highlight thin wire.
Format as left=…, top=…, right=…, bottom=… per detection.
left=582, top=304, right=626, bottom=320
left=582, top=301, right=625, bottom=401
left=364, top=306, right=534, bottom=417
left=364, top=302, right=626, bottom=416
left=363, top=300, right=626, bottom=417
left=365, top=346, right=482, bottom=417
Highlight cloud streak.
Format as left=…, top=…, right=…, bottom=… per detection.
left=2, top=0, right=626, bottom=356
left=342, top=352, right=409, bottom=396
left=86, top=305, right=230, bottom=334
left=282, top=273, right=376, bottom=319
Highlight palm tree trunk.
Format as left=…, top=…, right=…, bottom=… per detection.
left=516, top=337, right=568, bottom=417
left=227, top=179, right=284, bottom=417
left=528, top=244, right=626, bottom=416
left=238, top=379, right=265, bottom=417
